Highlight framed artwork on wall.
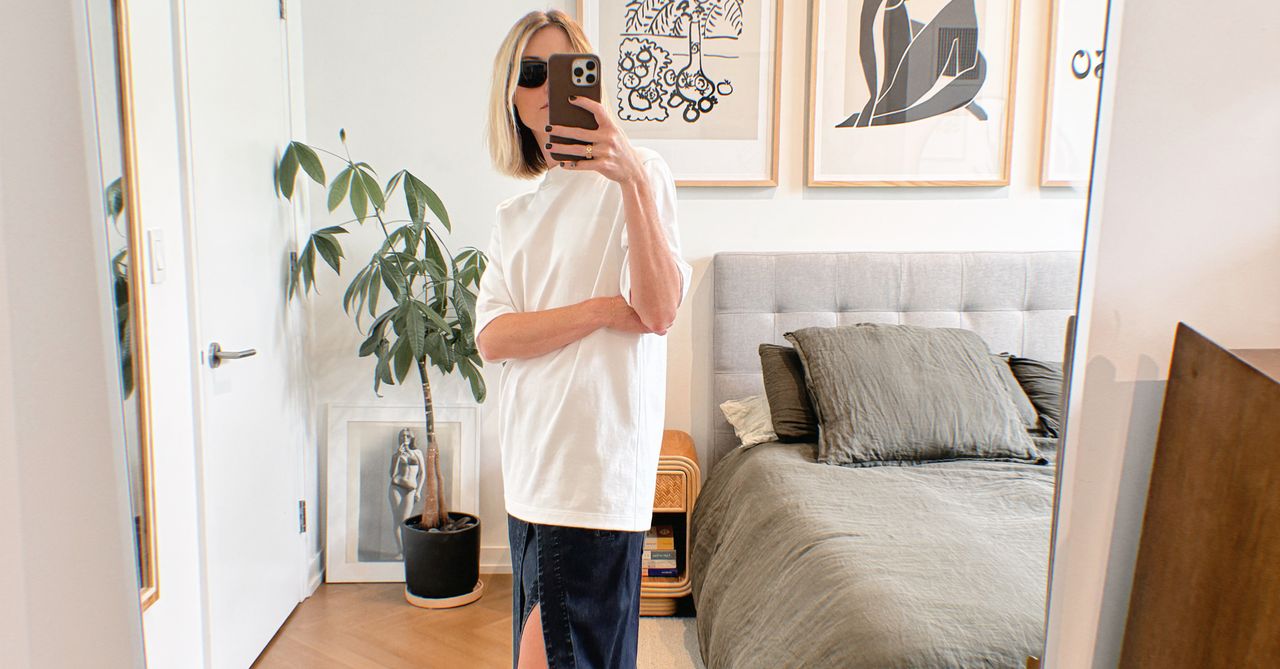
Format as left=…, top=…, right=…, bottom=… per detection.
left=577, top=0, right=783, bottom=186
left=325, top=404, right=480, bottom=582
left=807, top=0, right=1021, bottom=187
left=1039, top=0, right=1108, bottom=187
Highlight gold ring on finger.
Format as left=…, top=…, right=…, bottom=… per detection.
left=585, top=143, right=594, bottom=159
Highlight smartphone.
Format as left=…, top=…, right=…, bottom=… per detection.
left=548, top=53, right=602, bottom=163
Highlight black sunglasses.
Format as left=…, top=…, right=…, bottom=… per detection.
left=518, top=59, right=548, bottom=88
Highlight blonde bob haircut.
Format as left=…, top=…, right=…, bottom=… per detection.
left=487, top=10, right=594, bottom=179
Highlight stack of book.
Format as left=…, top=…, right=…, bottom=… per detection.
left=642, top=525, right=678, bottom=577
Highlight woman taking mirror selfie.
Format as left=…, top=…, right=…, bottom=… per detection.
left=477, top=9, right=693, bottom=669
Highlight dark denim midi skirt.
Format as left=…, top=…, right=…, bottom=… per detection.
left=508, top=512, right=646, bottom=669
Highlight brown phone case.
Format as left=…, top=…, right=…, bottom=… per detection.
left=548, top=53, right=602, bottom=162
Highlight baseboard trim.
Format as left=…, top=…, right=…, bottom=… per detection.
left=309, top=547, right=510, bottom=579
left=306, top=551, right=324, bottom=595
left=481, top=546, right=512, bottom=574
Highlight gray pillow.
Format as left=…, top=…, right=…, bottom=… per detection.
left=1008, top=356, right=1065, bottom=437
left=992, top=353, right=1042, bottom=434
left=782, top=324, right=1045, bottom=467
left=758, top=344, right=819, bottom=442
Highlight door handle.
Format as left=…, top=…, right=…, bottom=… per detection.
left=208, top=342, right=257, bottom=368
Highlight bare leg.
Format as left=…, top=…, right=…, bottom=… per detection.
left=517, top=602, right=549, bottom=669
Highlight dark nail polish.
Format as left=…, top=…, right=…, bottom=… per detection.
left=545, top=143, right=552, bottom=149
left=559, top=162, right=565, bottom=167
left=545, top=125, right=552, bottom=132
left=569, top=95, right=577, bottom=101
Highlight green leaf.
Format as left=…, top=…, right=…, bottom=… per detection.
left=421, top=232, right=447, bottom=281
left=457, top=356, right=487, bottom=403
left=295, top=242, right=316, bottom=296
left=405, top=173, right=451, bottom=231
left=414, top=300, right=451, bottom=332
left=366, top=266, right=382, bottom=318
left=278, top=144, right=299, bottom=199
left=405, top=304, right=426, bottom=360
left=405, top=178, right=425, bottom=224
left=385, top=170, right=405, bottom=200
left=423, top=330, right=445, bottom=363
left=377, top=256, right=405, bottom=299
left=313, top=234, right=343, bottom=274
left=367, top=307, right=395, bottom=337
left=327, top=167, right=352, bottom=212
left=392, top=337, right=414, bottom=384
left=342, top=265, right=369, bottom=315
left=349, top=170, right=368, bottom=220
left=293, top=142, right=325, bottom=184
left=358, top=168, right=385, bottom=211
left=452, top=281, right=476, bottom=337
left=358, top=331, right=383, bottom=357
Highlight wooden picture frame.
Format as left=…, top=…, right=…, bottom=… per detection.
left=577, top=0, right=783, bottom=186
left=1038, top=0, right=1108, bottom=187
left=807, top=0, right=1021, bottom=187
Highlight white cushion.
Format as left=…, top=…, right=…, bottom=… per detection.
left=718, top=394, right=777, bottom=448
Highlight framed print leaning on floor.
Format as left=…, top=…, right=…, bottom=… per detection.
left=807, top=0, right=1021, bottom=187
left=577, top=0, right=782, bottom=186
left=325, top=403, right=480, bottom=582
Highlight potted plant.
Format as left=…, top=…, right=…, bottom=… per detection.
left=276, top=130, right=489, bottom=608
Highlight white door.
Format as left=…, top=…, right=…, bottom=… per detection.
left=181, top=1, right=308, bottom=667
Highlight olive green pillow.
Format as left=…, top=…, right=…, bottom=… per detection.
left=782, top=324, right=1045, bottom=467
left=757, top=344, right=819, bottom=442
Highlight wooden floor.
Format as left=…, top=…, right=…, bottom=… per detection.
left=253, top=575, right=517, bottom=668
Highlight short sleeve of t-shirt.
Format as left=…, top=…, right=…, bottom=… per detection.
left=619, top=154, right=693, bottom=309
left=473, top=222, right=518, bottom=356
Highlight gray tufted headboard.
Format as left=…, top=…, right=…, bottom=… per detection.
left=711, top=252, right=1081, bottom=472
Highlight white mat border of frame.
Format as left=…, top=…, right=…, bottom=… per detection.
left=324, top=403, right=480, bottom=582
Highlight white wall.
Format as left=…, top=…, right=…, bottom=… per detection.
left=299, top=1, right=1087, bottom=571
left=0, top=169, right=33, bottom=669
left=1044, top=0, right=1280, bottom=666
left=0, top=0, right=147, bottom=666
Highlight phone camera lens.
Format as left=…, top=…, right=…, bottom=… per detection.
left=586, top=74, right=596, bottom=84
left=574, top=67, right=584, bottom=77
left=586, top=61, right=596, bottom=70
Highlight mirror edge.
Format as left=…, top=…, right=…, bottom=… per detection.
left=112, top=0, right=159, bottom=612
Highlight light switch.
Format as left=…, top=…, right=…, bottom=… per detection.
left=146, top=229, right=166, bottom=284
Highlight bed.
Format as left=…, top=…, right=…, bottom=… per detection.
left=690, top=252, right=1080, bottom=669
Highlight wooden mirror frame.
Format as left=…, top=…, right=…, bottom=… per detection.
left=107, top=0, right=159, bottom=610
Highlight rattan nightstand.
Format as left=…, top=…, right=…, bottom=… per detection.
left=640, top=429, right=700, bottom=616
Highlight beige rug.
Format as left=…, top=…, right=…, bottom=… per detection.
left=638, top=617, right=706, bottom=669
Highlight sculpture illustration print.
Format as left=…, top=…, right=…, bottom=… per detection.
left=389, top=428, right=427, bottom=559
left=618, top=0, right=744, bottom=123
left=838, top=0, right=989, bottom=128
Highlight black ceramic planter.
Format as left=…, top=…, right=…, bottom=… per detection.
left=402, top=512, right=481, bottom=602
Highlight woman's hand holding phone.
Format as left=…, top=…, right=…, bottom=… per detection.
left=548, top=96, right=645, bottom=187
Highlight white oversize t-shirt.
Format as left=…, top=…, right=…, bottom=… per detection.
left=474, top=147, right=692, bottom=532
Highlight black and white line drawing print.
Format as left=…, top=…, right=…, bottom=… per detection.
left=619, top=0, right=744, bottom=123
left=838, top=0, right=989, bottom=128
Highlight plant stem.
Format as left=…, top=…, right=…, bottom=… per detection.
left=416, top=357, right=444, bottom=530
